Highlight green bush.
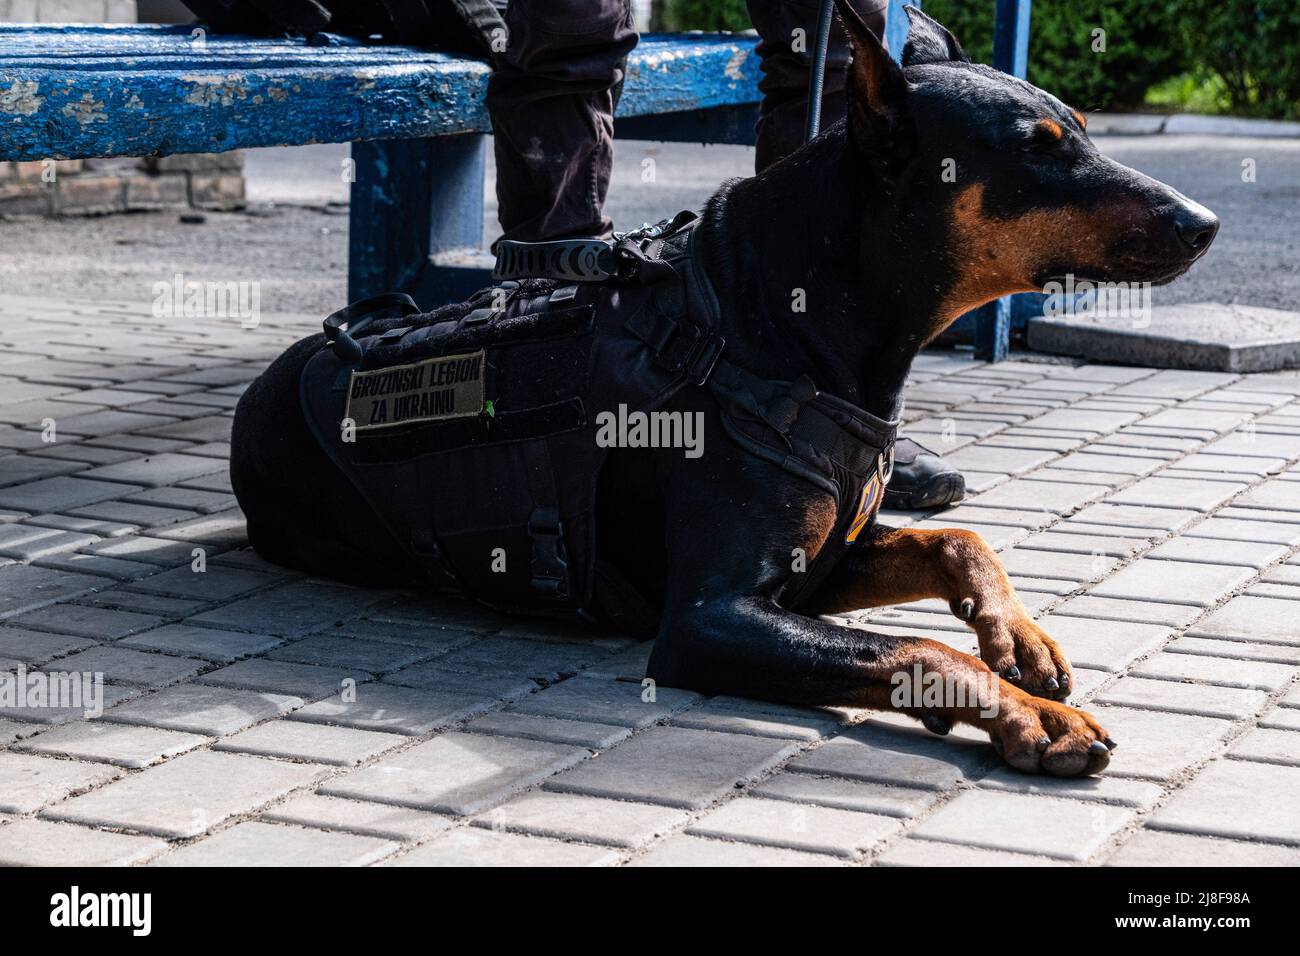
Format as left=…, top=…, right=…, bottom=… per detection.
left=658, top=0, right=751, bottom=32
left=1175, top=0, right=1300, bottom=118
left=923, top=0, right=1186, bottom=110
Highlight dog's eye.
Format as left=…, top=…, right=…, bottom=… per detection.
left=1021, top=119, right=1067, bottom=154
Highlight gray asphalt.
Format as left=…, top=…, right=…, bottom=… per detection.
left=0, top=134, right=1295, bottom=318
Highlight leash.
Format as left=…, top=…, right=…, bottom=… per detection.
left=804, top=0, right=836, bottom=142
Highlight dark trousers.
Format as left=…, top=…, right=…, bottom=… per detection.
left=486, top=0, right=888, bottom=244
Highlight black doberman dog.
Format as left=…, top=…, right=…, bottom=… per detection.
left=231, top=3, right=1218, bottom=776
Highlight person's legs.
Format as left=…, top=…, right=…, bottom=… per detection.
left=746, top=0, right=886, bottom=172
left=486, top=0, right=636, bottom=244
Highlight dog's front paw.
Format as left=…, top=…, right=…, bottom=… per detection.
left=989, top=691, right=1116, bottom=776
left=969, top=611, right=1073, bottom=701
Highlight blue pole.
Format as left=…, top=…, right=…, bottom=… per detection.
left=885, top=0, right=911, bottom=63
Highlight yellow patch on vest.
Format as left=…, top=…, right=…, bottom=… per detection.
left=844, top=472, right=883, bottom=544
left=345, top=349, right=486, bottom=432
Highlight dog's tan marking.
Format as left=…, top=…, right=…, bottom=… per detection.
left=1036, top=117, right=1063, bottom=142
left=1071, top=109, right=1087, bottom=130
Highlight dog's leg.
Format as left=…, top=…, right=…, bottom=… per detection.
left=802, top=526, right=1073, bottom=700
left=649, top=595, right=1113, bottom=776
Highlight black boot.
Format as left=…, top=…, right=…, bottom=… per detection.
left=882, top=437, right=966, bottom=511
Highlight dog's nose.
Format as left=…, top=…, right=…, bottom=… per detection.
left=1173, top=202, right=1219, bottom=253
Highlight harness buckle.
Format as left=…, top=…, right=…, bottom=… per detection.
left=654, top=322, right=726, bottom=386
left=527, top=506, right=570, bottom=600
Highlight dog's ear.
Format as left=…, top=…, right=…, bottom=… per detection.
left=832, top=0, right=911, bottom=173
left=902, top=5, right=970, bottom=66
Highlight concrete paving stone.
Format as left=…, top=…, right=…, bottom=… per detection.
left=786, top=719, right=992, bottom=791
left=323, top=731, right=590, bottom=815
left=464, top=711, right=633, bottom=749
left=0, top=680, right=137, bottom=726
left=0, top=565, right=111, bottom=621
left=1233, top=480, right=1300, bottom=513
left=1132, top=651, right=1296, bottom=691
left=1069, top=502, right=1201, bottom=532
left=0, top=476, right=142, bottom=513
left=546, top=725, right=797, bottom=810
left=911, top=790, right=1133, bottom=862
left=1000, top=548, right=1119, bottom=582
left=1261, top=708, right=1300, bottom=730
left=123, top=486, right=236, bottom=514
left=1160, top=466, right=1260, bottom=483
left=572, top=640, right=654, bottom=681
left=1174, top=452, right=1290, bottom=476
left=103, top=682, right=303, bottom=735
left=81, top=535, right=200, bottom=567
left=43, top=750, right=326, bottom=839
left=1107, top=476, right=1247, bottom=512
left=975, top=765, right=1165, bottom=808
left=1200, top=430, right=1300, bottom=460
left=151, top=509, right=244, bottom=546
left=1166, top=635, right=1300, bottom=665
left=0, top=455, right=83, bottom=487
left=1151, top=760, right=1300, bottom=844
left=473, top=790, right=687, bottom=849
left=1034, top=615, right=1170, bottom=672
left=118, top=623, right=282, bottom=662
left=187, top=580, right=388, bottom=637
left=0, top=752, right=122, bottom=813
left=1140, top=407, right=1252, bottom=432
left=749, top=771, right=939, bottom=818
left=983, top=432, right=1085, bottom=453
left=126, top=563, right=279, bottom=602
left=1009, top=574, right=1078, bottom=595
left=669, top=698, right=841, bottom=741
left=686, top=796, right=900, bottom=858
left=84, top=434, right=189, bottom=455
left=506, top=675, right=701, bottom=728
left=67, top=499, right=200, bottom=529
left=215, top=719, right=406, bottom=766
left=325, top=617, right=478, bottom=653
left=1041, top=454, right=1167, bottom=480
left=382, top=662, right=539, bottom=701
left=1261, top=564, right=1300, bottom=585
left=28, top=443, right=138, bottom=466
left=1016, top=530, right=1150, bottom=558
left=1090, top=558, right=1254, bottom=607
left=198, top=658, right=370, bottom=700
left=153, top=820, right=396, bottom=866
left=0, top=717, right=38, bottom=744
left=14, top=720, right=207, bottom=768
left=288, top=681, right=495, bottom=736
left=433, top=636, right=614, bottom=684
left=1020, top=467, right=1129, bottom=487
left=1184, top=516, right=1300, bottom=546
left=12, top=603, right=166, bottom=641
left=261, top=794, right=456, bottom=842
left=0, top=399, right=107, bottom=429
left=1095, top=676, right=1267, bottom=721
left=1189, top=595, right=1300, bottom=645
left=23, top=542, right=129, bottom=578
left=73, top=588, right=204, bottom=617
left=22, top=513, right=132, bottom=539
left=920, top=505, right=1055, bottom=530
left=0, top=819, right=168, bottom=867
left=1021, top=408, right=1140, bottom=434
left=1106, top=828, right=1300, bottom=867
left=0, top=626, right=96, bottom=664
left=47, top=645, right=208, bottom=688
left=875, top=838, right=1063, bottom=867
left=1228, top=727, right=1300, bottom=766
left=266, top=635, right=433, bottom=673
left=1146, top=536, right=1288, bottom=568
left=136, top=415, right=231, bottom=443
left=387, top=826, right=620, bottom=867
left=68, top=387, right=162, bottom=408
left=943, top=445, right=1056, bottom=475
left=967, top=480, right=1107, bottom=515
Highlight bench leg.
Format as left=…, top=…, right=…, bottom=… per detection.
left=348, top=134, right=492, bottom=308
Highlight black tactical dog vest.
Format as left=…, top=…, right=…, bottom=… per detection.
left=300, top=213, right=897, bottom=636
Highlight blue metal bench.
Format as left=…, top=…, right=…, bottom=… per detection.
left=0, top=0, right=1031, bottom=359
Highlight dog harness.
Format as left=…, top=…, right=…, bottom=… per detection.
left=299, top=212, right=897, bottom=635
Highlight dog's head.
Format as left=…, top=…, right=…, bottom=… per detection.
left=834, top=1, right=1218, bottom=326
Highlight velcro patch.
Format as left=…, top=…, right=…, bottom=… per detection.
left=345, top=349, right=486, bottom=432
